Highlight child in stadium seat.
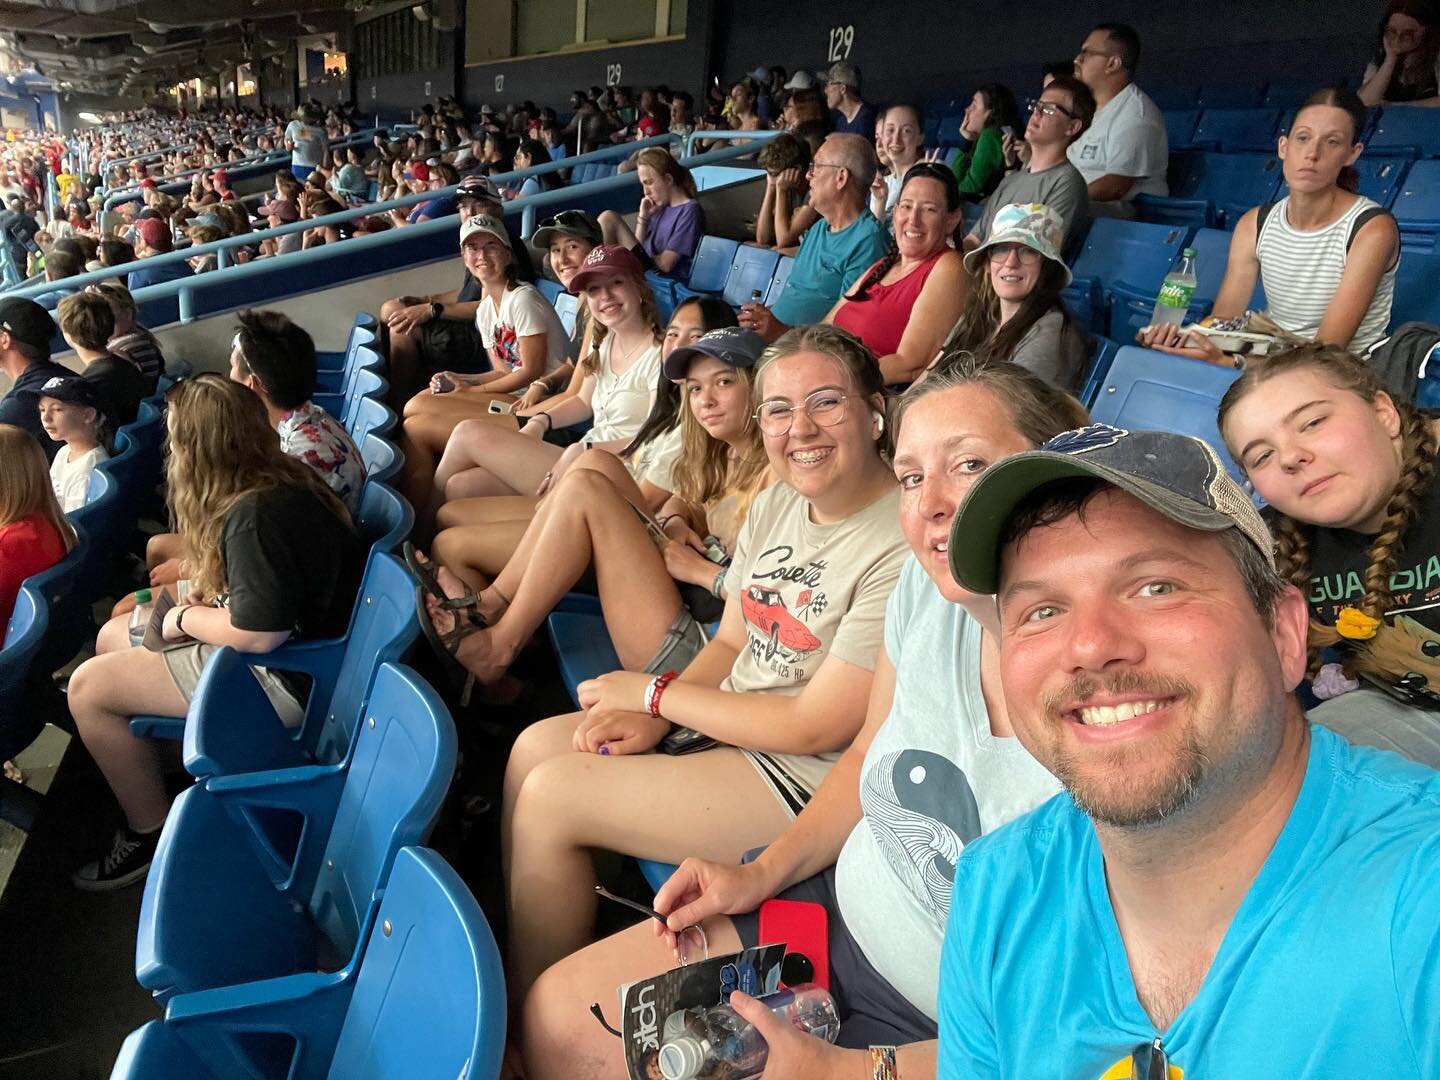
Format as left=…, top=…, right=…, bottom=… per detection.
left=1141, top=86, right=1398, bottom=364
left=420, top=245, right=664, bottom=529
left=501, top=324, right=907, bottom=1004
left=518, top=353, right=1087, bottom=1079
left=90, top=280, right=165, bottom=391
left=56, top=291, right=148, bottom=427
left=939, top=202, right=1091, bottom=392
left=426, top=296, right=739, bottom=593
left=37, top=376, right=110, bottom=513
left=415, top=321, right=765, bottom=698
left=0, top=426, right=74, bottom=632
left=754, top=132, right=820, bottom=251
left=830, top=163, right=967, bottom=385
left=597, top=149, right=705, bottom=280
left=1218, top=342, right=1440, bottom=769
left=68, top=376, right=366, bottom=892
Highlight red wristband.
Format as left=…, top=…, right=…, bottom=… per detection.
left=646, top=669, right=679, bottom=718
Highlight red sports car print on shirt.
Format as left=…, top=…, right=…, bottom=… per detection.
left=494, top=324, right=521, bottom=371
left=742, top=585, right=822, bottom=662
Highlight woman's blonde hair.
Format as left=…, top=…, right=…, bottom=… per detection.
left=670, top=364, right=768, bottom=518
left=1217, top=342, right=1437, bottom=675
left=634, top=147, right=698, bottom=199
left=165, top=375, right=352, bottom=598
left=0, top=427, right=76, bottom=550
left=579, top=272, right=664, bottom=375
left=896, top=350, right=1090, bottom=444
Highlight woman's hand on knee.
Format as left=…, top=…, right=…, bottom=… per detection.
left=571, top=707, right=669, bottom=756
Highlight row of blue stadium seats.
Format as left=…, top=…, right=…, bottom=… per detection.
left=1163, top=103, right=1440, bottom=159
left=112, top=312, right=506, bottom=1079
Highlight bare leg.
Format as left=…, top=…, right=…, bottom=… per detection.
left=429, top=420, right=560, bottom=526
left=380, top=298, right=422, bottom=406
left=597, top=209, right=639, bottom=250
left=67, top=623, right=190, bottom=832
left=145, top=532, right=186, bottom=570
left=431, top=520, right=532, bottom=593
left=522, top=916, right=744, bottom=1080
left=504, top=717, right=790, bottom=998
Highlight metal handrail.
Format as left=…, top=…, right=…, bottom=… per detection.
left=47, top=141, right=764, bottom=323
left=683, top=129, right=783, bottom=156
left=5, top=135, right=684, bottom=301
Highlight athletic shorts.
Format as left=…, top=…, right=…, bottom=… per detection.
left=731, top=865, right=938, bottom=1049
left=162, top=642, right=305, bottom=729
left=418, top=317, right=485, bottom=376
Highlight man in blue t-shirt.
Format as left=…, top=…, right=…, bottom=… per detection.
left=738, top=133, right=888, bottom=342
left=938, top=426, right=1440, bottom=1078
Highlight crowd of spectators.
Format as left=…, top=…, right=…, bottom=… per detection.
left=2, top=7, right=1440, bottom=1078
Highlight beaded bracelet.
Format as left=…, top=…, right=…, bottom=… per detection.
left=869, top=1045, right=898, bottom=1080
left=644, top=670, right=679, bottom=718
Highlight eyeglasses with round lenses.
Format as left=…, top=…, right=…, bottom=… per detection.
left=754, top=389, right=852, bottom=437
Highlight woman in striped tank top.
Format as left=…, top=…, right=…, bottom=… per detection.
left=1141, top=87, right=1399, bottom=367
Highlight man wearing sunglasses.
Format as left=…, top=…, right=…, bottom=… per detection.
left=963, top=74, right=1095, bottom=262
left=1068, top=22, right=1169, bottom=217
left=936, top=427, right=1440, bottom=1077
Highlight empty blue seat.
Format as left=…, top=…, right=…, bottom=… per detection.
left=1109, top=227, right=1267, bottom=341
left=183, top=551, right=420, bottom=778
left=342, top=369, right=388, bottom=434
left=113, top=399, right=166, bottom=498
left=1367, top=106, right=1440, bottom=157
left=135, top=662, right=457, bottom=1002
left=639, top=859, right=679, bottom=893
left=22, top=525, right=91, bottom=678
left=360, top=432, right=402, bottom=487
left=1392, top=159, right=1440, bottom=250
left=1065, top=220, right=1188, bottom=335
left=1390, top=248, right=1440, bottom=325
left=723, top=245, right=782, bottom=308
left=1136, top=152, right=1284, bottom=229
left=1163, top=110, right=1201, bottom=151
left=114, top=847, right=504, bottom=1080
left=535, top=278, right=564, bottom=304
left=1078, top=337, right=1122, bottom=410
left=1087, top=347, right=1244, bottom=482
left=355, top=480, right=412, bottom=554
left=1191, top=108, right=1281, bottom=152
left=935, top=115, right=964, bottom=146
left=1353, top=157, right=1410, bottom=209
left=546, top=609, right=621, bottom=709
left=685, top=235, right=740, bottom=295
left=350, top=395, right=396, bottom=445
left=766, top=255, right=795, bottom=307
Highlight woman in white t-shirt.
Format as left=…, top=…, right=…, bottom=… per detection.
left=399, top=215, right=570, bottom=501
left=38, top=375, right=110, bottom=514
left=420, top=245, right=663, bottom=531
left=499, top=324, right=909, bottom=1005
left=518, top=353, right=1090, bottom=1079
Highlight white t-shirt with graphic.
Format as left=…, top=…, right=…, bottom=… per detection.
left=722, top=482, right=906, bottom=812
left=475, top=282, right=571, bottom=376
left=1066, top=81, right=1169, bottom=206
left=833, top=556, right=1062, bottom=1020
left=50, top=443, right=109, bottom=514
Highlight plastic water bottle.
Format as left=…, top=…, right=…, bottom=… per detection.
left=128, top=589, right=153, bottom=648
left=657, top=984, right=839, bottom=1080
left=1149, top=247, right=1198, bottom=328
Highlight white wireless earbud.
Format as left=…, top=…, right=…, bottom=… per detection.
left=873, top=411, right=885, bottom=435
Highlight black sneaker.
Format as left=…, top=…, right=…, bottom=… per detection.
left=72, top=826, right=160, bottom=891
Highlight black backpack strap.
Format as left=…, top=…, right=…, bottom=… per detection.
left=1254, top=201, right=1277, bottom=251
left=1347, top=206, right=1398, bottom=270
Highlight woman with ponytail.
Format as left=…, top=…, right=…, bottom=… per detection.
left=827, top=163, right=967, bottom=386
left=1218, top=342, right=1440, bottom=767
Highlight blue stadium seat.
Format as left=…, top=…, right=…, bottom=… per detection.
left=685, top=235, right=740, bottom=295
left=1078, top=338, right=1122, bottom=410
left=1065, top=220, right=1188, bottom=335
left=350, top=396, right=397, bottom=445
left=1263, top=77, right=1322, bottom=108
left=135, top=662, right=457, bottom=1002
left=1087, top=347, right=1244, bottom=482
left=182, top=551, right=420, bottom=778
left=355, top=480, right=413, bottom=554
left=1136, top=152, right=1284, bottom=229
left=645, top=270, right=679, bottom=322
left=1109, top=227, right=1267, bottom=342
left=113, top=847, right=504, bottom=1080
left=342, top=368, right=389, bottom=434
left=935, top=115, right=964, bottom=146
left=1191, top=108, right=1282, bottom=152
left=722, top=246, right=782, bottom=308
left=22, top=525, right=91, bottom=678
left=1366, top=106, right=1440, bottom=157
left=113, top=398, right=166, bottom=497
left=553, top=291, right=579, bottom=336
left=1390, top=248, right=1440, bottom=325
left=0, top=587, right=48, bottom=762
left=1196, top=83, right=1266, bottom=109
left=766, top=254, right=795, bottom=307
left=639, top=859, right=679, bottom=893
left=360, top=431, right=402, bottom=487
left=1163, top=110, right=1201, bottom=152
left=546, top=609, right=621, bottom=709
left=1352, top=157, right=1410, bottom=209
left=535, top=278, right=564, bottom=304
left=1391, top=159, right=1440, bottom=250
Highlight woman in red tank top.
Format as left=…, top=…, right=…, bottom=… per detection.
left=828, top=163, right=967, bottom=385
left=0, top=426, right=74, bottom=632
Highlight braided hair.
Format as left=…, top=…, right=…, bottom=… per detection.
left=1218, top=342, right=1439, bottom=675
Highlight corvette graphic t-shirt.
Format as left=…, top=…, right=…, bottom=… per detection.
left=721, top=481, right=906, bottom=813
left=474, top=282, right=570, bottom=376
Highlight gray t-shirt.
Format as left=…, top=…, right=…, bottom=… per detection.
left=833, top=557, right=1062, bottom=1019
left=1066, top=82, right=1169, bottom=215
left=1010, top=309, right=1092, bottom=393
left=284, top=119, right=329, bottom=168
left=972, top=160, right=1091, bottom=262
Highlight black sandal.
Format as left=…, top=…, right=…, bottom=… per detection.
left=414, top=583, right=482, bottom=707
left=403, top=542, right=485, bottom=627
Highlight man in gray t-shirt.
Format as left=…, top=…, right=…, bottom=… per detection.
left=283, top=107, right=328, bottom=179
left=966, top=74, right=1094, bottom=261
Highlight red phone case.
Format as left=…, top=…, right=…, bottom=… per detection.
left=757, top=898, right=830, bottom=991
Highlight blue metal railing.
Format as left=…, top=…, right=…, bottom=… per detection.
left=683, top=129, right=782, bottom=156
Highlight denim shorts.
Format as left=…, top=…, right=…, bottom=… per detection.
left=640, top=606, right=708, bottom=674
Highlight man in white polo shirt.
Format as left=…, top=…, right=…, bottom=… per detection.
left=1069, top=22, right=1169, bottom=218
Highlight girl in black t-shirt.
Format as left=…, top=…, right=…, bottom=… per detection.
left=67, top=375, right=365, bottom=891
left=1218, top=342, right=1440, bottom=766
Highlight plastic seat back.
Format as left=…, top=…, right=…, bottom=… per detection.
left=1078, top=337, right=1121, bottom=409
left=553, top=292, right=579, bottom=336
left=109, top=1022, right=214, bottom=1079
left=0, top=587, right=48, bottom=758
left=1191, top=107, right=1281, bottom=152
left=935, top=115, right=964, bottom=145
left=1066, top=219, right=1186, bottom=332
left=343, top=369, right=389, bottom=433
left=1367, top=105, right=1440, bottom=157
left=1352, top=158, right=1410, bottom=209
left=114, top=399, right=166, bottom=491
left=360, top=432, right=402, bottom=488
left=1163, top=109, right=1200, bottom=151
left=686, top=235, right=739, bottom=294
left=1181, top=152, right=1285, bottom=227
left=722, top=246, right=782, bottom=307
left=1088, top=347, right=1244, bottom=482
left=328, top=847, right=505, bottom=1080
left=546, top=609, right=622, bottom=709
left=350, top=396, right=397, bottom=445
left=312, top=552, right=422, bottom=765
left=309, top=664, right=458, bottom=952
left=766, top=255, right=795, bottom=307
left=355, top=481, right=412, bottom=553
left=1392, top=160, right=1440, bottom=249
left=1390, top=248, right=1440, bottom=325
left=23, top=525, right=90, bottom=676
left=535, top=278, right=564, bottom=304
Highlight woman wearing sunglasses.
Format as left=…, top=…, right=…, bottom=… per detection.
left=501, top=324, right=906, bottom=1004
left=829, top=163, right=968, bottom=386
left=938, top=202, right=1091, bottom=392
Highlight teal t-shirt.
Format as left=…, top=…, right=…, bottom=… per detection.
left=771, top=211, right=889, bottom=327
left=938, top=724, right=1440, bottom=1077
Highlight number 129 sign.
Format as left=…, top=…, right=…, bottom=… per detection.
left=827, top=25, right=854, bottom=62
